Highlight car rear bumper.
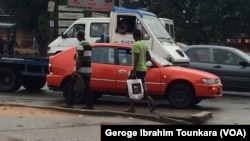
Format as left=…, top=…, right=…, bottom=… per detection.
left=46, top=74, right=65, bottom=90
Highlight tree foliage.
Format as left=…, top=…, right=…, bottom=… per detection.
left=2, top=0, right=51, bottom=56
left=3, top=0, right=49, bottom=31
left=2, top=0, right=250, bottom=50
left=137, top=0, right=250, bottom=45
left=1, top=0, right=68, bottom=56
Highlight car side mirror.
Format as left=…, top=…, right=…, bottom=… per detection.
left=61, top=32, right=67, bottom=38
left=239, top=61, right=248, bottom=67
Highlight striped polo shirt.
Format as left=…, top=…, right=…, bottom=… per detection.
left=75, top=41, right=92, bottom=76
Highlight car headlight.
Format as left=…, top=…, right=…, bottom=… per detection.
left=202, top=78, right=221, bottom=84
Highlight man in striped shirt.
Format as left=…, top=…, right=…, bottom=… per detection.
left=62, top=30, right=94, bottom=109
left=76, top=30, right=94, bottom=110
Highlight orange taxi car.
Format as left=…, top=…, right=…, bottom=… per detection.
left=46, top=43, right=223, bottom=108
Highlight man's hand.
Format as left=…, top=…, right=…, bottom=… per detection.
left=71, top=71, right=77, bottom=80
left=128, top=69, right=136, bottom=79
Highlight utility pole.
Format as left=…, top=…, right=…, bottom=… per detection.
left=48, top=0, right=56, bottom=43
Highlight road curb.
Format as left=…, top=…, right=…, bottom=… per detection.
left=0, top=103, right=211, bottom=125
left=167, top=111, right=213, bottom=124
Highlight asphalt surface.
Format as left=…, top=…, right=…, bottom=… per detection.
left=1, top=90, right=250, bottom=140
left=3, top=87, right=250, bottom=126
left=0, top=92, right=213, bottom=125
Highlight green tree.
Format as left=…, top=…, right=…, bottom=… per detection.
left=2, top=0, right=50, bottom=56
left=1, top=0, right=69, bottom=56
left=138, top=0, right=250, bottom=45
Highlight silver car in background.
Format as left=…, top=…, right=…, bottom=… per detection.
left=183, top=45, right=250, bottom=92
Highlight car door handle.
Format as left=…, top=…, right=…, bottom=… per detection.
left=214, top=65, right=222, bottom=68
left=118, top=69, right=127, bottom=73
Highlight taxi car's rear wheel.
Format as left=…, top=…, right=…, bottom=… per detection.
left=63, top=80, right=84, bottom=104
left=63, top=80, right=101, bottom=104
left=167, top=83, right=196, bottom=108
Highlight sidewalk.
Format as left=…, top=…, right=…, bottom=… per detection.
left=0, top=98, right=212, bottom=125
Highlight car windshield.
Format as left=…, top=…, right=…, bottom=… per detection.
left=143, top=15, right=174, bottom=43
left=234, top=48, right=250, bottom=62
left=149, top=50, right=172, bottom=66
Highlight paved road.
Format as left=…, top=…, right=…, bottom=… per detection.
left=0, top=87, right=250, bottom=140
left=0, top=87, right=202, bottom=141
left=0, top=104, right=168, bottom=141
left=0, top=87, right=211, bottom=124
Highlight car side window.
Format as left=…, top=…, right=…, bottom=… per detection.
left=214, top=49, right=243, bottom=65
left=214, top=49, right=227, bottom=64
left=92, top=47, right=114, bottom=64
left=187, top=49, right=199, bottom=62
left=66, top=24, right=85, bottom=38
left=116, top=15, right=136, bottom=34
left=90, top=23, right=109, bottom=37
left=187, top=48, right=210, bottom=63
left=227, top=52, right=238, bottom=65
left=118, top=48, right=132, bottom=65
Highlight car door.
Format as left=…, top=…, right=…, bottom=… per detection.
left=211, top=48, right=250, bottom=90
left=116, top=47, right=133, bottom=94
left=146, top=66, right=162, bottom=95
left=145, top=50, right=169, bottom=95
left=115, top=47, right=163, bottom=95
left=91, top=46, right=117, bottom=92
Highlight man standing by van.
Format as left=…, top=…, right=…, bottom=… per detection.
left=62, top=30, right=94, bottom=109
left=0, top=36, right=4, bottom=55
left=124, top=29, right=158, bottom=113
left=8, top=32, right=15, bottom=55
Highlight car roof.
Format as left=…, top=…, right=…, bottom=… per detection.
left=183, top=44, right=250, bottom=62
left=74, top=17, right=110, bottom=23
left=62, top=43, right=133, bottom=53
left=183, top=45, right=237, bottom=51
left=90, top=42, right=132, bottom=48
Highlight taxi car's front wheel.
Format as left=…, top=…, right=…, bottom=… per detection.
left=167, top=83, right=196, bottom=109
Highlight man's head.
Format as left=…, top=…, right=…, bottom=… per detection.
left=133, top=29, right=142, bottom=41
left=118, top=19, right=128, bottom=34
left=120, top=19, right=128, bottom=28
left=77, top=30, right=85, bottom=41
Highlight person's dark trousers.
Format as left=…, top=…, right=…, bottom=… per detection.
left=135, top=71, right=147, bottom=95
left=65, top=78, right=76, bottom=105
left=82, top=76, right=94, bottom=107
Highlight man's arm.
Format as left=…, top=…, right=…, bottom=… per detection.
left=130, top=52, right=139, bottom=79
left=75, top=55, right=83, bottom=71
left=75, top=44, right=84, bottom=71
left=133, top=53, right=139, bottom=70
left=146, top=51, right=151, bottom=61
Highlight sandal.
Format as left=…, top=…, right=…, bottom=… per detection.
left=150, top=102, right=159, bottom=113
left=124, top=107, right=135, bottom=113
